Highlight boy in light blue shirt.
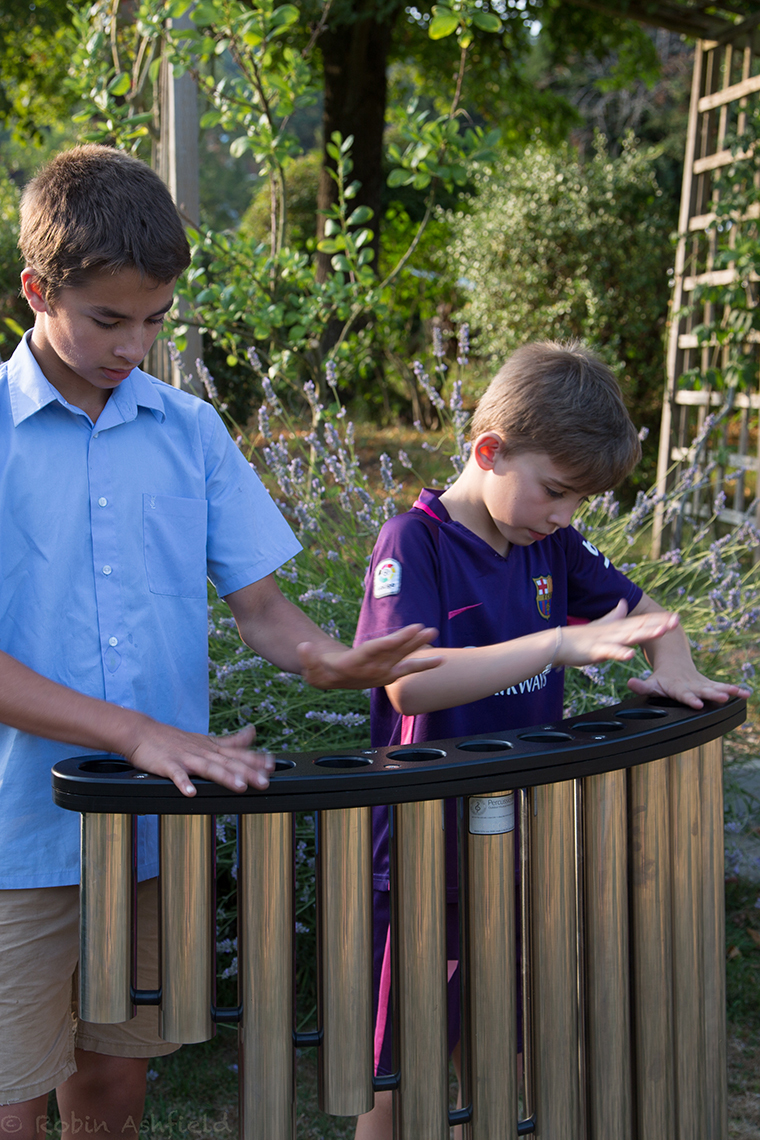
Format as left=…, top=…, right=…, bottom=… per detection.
left=0, top=145, right=439, bottom=1137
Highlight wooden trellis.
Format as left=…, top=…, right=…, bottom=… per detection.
left=653, top=23, right=760, bottom=557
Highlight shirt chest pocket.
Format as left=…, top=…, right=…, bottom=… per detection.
left=143, top=493, right=208, bottom=598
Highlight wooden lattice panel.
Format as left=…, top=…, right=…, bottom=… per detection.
left=654, top=27, right=760, bottom=556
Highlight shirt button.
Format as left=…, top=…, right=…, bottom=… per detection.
left=102, top=565, right=112, bottom=576
left=98, top=497, right=107, bottom=507
left=93, top=432, right=99, bottom=438
left=108, top=636, right=119, bottom=647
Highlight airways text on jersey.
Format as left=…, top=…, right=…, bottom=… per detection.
left=494, top=669, right=550, bottom=698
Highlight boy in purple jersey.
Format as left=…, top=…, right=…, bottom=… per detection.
left=353, top=341, right=749, bottom=1139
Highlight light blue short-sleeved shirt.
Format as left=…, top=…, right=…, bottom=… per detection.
left=0, top=334, right=301, bottom=888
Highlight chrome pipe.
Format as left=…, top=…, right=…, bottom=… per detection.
left=573, top=780, right=588, bottom=1140
left=79, top=812, right=132, bottom=1024
left=531, top=779, right=580, bottom=1140
left=317, top=806, right=374, bottom=1115
left=700, top=739, right=727, bottom=1140
left=159, top=814, right=215, bottom=1044
left=519, top=788, right=534, bottom=1122
left=466, top=790, right=517, bottom=1139
left=393, top=798, right=449, bottom=1140
left=583, top=769, right=632, bottom=1140
left=238, top=812, right=296, bottom=1140
left=629, top=758, right=675, bottom=1136
left=670, top=748, right=707, bottom=1140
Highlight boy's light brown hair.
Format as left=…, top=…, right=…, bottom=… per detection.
left=470, top=341, right=642, bottom=491
left=19, top=144, right=191, bottom=300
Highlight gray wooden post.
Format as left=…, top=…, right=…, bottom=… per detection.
left=150, top=15, right=203, bottom=396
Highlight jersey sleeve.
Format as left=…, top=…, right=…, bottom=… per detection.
left=562, top=526, right=643, bottom=621
left=354, top=511, right=443, bottom=646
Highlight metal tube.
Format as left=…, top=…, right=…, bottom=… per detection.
left=670, top=748, right=707, bottom=1140
left=159, top=814, right=215, bottom=1044
left=393, top=798, right=449, bottom=1140
left=531, top=779, right=580, bottom=1140
left=466, top=790, right=517, bottom=1139
left=79, top=812, right=132, bottom=1024
left=317, top=806, right=374, bottom=1115
left=628, top=758, right=675, bottom=1137
left=700, top=738, right=727, bottom=1140
left=238, top=812, right=295, bottom=1140
left=583, top=769, right=632, bottom=1140
left=519, top=788, right=534, bottom=1122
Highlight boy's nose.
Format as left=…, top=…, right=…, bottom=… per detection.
left=548, top=503, right=575, bottom=529
left=115, top=328, right=150, bottom=364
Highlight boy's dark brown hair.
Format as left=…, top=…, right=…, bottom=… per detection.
left=19, top=144, right=191, bottom=300
left=470, top=341, right=641, bottom=490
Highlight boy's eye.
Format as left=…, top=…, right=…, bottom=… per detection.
left=148, top=316, right=166, bottom=326
left=93, top=318, right=118, bottom=329
left=545, top=487, right=564, bottom=499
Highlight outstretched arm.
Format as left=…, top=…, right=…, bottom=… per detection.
left=0, top=650, right=274, bottom=797
left=384, top=601, right=680, bottom=716
left=224, top=574, right=441, bottom=689
left=626, top=593, right=751, bottom=709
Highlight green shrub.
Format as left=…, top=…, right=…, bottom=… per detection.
left=448, top=136, right=676, bottom=486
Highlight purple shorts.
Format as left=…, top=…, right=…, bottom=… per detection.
left=371, top=809, right=523, bottom=1077
left=371, top=888, right=462, bottom=1077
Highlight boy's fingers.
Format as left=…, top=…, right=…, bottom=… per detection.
left=390, top=654, right=444, bottom=678
left=596, top=600, right=629, bottom=624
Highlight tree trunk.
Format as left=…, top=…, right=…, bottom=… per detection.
left=316, top=4, right=403, bottom=284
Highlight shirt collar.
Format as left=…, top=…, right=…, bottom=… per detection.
left=7, top=332, right=166, bottom=427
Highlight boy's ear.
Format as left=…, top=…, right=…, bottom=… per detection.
left=20, top=269, right=50, bottom=315
left=473, top=432, right=504, bottom=472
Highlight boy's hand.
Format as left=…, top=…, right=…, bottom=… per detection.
left=623, top=592, right=751, bottom=709
left=297, top=623, right=442, bottom=690
left=125, top=722, right=274, bottom=798
left=627, top=667, right=750, bottom=710
left=557, top=601, right=681, bottom=667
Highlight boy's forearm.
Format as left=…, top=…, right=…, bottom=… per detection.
left=0, top=649, right=152, bottom=755
left=386, top=631, right=557, bottom=715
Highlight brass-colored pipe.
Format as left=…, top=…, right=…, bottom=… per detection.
left=79, top=812, right=132, bottom=1024
left=583, top=769, right=632, bottom=1140
left=159, top=814, right=214, bottom=1044
left=531, top=779, right=580, bottom=1140
left=629, top=758, right=675, bottom=1136
left=466, top=790, right=517, bottom=1139
left=670, top=749, right=706, bottom=1139
left=317, top=806, right=374, bottom=1115
left=393, top=798, right=449, bottom=1140
left=700, top=738, right=727, bottom=1140
left=519, top=788, right=534, bottom=1122
left=238, top=812, right=296, bottom=1140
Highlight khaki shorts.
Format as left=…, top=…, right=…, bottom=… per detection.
left=0, top=878, right=180, bottom=1104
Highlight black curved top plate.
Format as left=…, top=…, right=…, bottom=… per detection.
left=51, top=695, right=745, bottom=815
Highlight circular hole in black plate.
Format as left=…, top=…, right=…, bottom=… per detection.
left=518, top=730, right=573, bottom=744
left=79, top=759, right=133, bottom=774
left=386, top=747, right=447, bottom=762
left=273, top=759, right=296, bottom=772
left=571, top=721, right=624, bottom=733
left=616, top=708, right=668, bottom=720
left=314, top=755, right=372, bottom=769
left=457, top=739, right=513, bottom=753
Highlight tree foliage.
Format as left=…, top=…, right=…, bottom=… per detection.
left=449, top=135, right=676, bottom=481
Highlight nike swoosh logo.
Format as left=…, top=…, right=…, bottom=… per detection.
left=448, top=603, right=483, bottom=620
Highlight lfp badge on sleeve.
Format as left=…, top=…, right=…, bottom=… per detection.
left=468, top=790, right=515, bottom=835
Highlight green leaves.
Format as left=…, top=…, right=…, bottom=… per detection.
left=428, top=8, right=460, bottom=39
left=428, top=2, right=502, bottom=41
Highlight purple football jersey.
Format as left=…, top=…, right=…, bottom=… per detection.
left=355, top=488, right=642, bottom=891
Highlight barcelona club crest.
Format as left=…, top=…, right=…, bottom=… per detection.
left=533, top=575, right=553, bottom=620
